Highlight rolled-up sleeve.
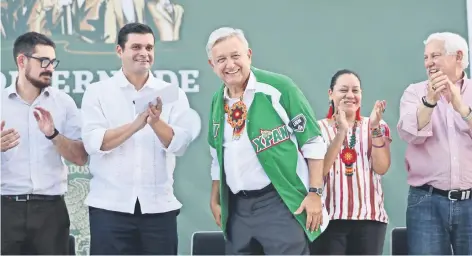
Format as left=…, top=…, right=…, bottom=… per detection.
left=210, top=146, right=220, bottom=180
left=164, top=88, right=197, bottom=157
left=397, top=86, right=433, bottom=144
left=300, top=136, right=327, bottom=159
left=80, top=84, right=111, bottom=155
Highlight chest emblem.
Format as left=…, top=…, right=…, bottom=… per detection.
left=251, top=125, right=290, bottom=153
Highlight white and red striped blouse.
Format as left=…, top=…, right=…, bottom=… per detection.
left=318, top=117, right=391, bottom=223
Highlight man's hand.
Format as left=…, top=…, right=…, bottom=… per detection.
left=427, top=71, right=449, bottom=104
left=210, top=202, right=222, bottom=228
left=446, top=79, right=470, bottom=117
left=132, top=111, right=150, bottom=131
left=147, top=97, right=163, bottom=125
left=294, top=193, right=323, bottom=232
left=1, top=121, right=20, bottom=152
left=33, top=107, right=56, bottom=136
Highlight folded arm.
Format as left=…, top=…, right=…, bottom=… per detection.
left=52, top=135, right=88, bottom=166
left=397, top=87, right=434, bottom=144
left=153, top=89, right=196, bottom=156
left=81, top=85, right=139, bottom=155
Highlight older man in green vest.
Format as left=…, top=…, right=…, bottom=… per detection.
left=206, top=27, right=329, bottom=255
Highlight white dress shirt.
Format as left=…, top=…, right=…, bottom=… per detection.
left=210, top=73, right=326, bottom=194
left=1, top=85, right=81, bottom=195
left=81, top=69, right=194, bottom=214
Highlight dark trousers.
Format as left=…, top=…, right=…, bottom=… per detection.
left=89, top=200, right=179, bottom=255
left=1, top=195, right=70, bottom=255
left=309, top=219, right=387, bottom=255
left=407, top=186, right=472, bottom=255
left=226, top=186, right=309, bottom=255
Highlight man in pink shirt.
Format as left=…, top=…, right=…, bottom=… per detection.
left=397, top=32, right=472, bottom=255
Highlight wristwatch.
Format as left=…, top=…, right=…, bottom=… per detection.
left=421, top=96, right=437, bottom=108
left=309, top=187, right=323, bottom=197
left=45, top=128, right=59, bottom=140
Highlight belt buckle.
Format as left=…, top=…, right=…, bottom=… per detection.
left=448, top=190, right=458, bottom=201
left=15, top=195, right=29, bottom=202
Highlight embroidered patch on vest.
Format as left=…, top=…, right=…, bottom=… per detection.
left=213, top=123, right=220, bottom=138
left=251, top=125, right=290, bottom=153
left=289, top=114, right=306, bottom=132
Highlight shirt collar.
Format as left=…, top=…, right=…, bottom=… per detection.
left=223, top=71, right=256, bottom=100
left=457, top=71, right=469, bottom=93
left=6, top=78, right=51, bottom=98
left=457, top=71, right=466, bottom=83
left=114, top=68, right=158, bottom=89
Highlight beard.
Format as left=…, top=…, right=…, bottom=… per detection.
left=25, top=67, right=52, bottom=89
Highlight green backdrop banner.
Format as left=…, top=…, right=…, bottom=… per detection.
left=1, top=0, right=468, bottom=254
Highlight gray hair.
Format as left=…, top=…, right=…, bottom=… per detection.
left=424, top=32, right=469, bottom=70
left=205, top=27, right=249, bottom=59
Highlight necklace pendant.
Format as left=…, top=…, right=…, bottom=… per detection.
left=344, top=164, right=355, bottom=176
left=232, top=134, right=241, bottom=141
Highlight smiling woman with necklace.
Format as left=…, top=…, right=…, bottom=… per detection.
left=309, top=69, right=392, bottom=255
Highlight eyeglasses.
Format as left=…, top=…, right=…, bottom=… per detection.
left=24, top=54, right=60, bottom=69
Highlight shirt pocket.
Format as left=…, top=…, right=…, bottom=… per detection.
left=101, top=93, right=134, bottom=128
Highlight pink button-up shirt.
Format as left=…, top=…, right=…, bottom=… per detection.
left=397, top=75, right=472, bottom=190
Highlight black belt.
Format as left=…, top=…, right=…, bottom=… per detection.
left=416, top=185, right=472, bottom=201
left=235, top=184, right=275, bottom=198
left=1, top=194, right=63, bottom=202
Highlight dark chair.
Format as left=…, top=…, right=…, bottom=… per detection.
left=391, top=227, right=407, bottom=255
left=191, top=231, right=226, bottom=255
left=69, top=235, right=76, bottom=255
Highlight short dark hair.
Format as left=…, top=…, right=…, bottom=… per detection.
left=13, top=32, right=56, bottom=65
left=329, top=69, right=361, bottom=90
left=117, top=23, right=155, bottom=49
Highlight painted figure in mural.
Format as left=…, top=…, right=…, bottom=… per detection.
left=397, top=32, right=472, bottom=255
left=309, top=69, right=391, bottom=255
left=206, top=27, right=329, bottom=255
left=0, top=0, right=185, bottom=43
left=147, top=0, right=184, bottom=41
left=81, top=22, right=199, bottom=255
left=0, top=31, right=88, bottom=255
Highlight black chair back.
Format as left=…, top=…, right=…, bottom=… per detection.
left=191, top=231, right=226, bottom=255
left=391, top=227, right=408, bottom=255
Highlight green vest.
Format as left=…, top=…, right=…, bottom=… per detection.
left=208, top=67, right=324, bottom=242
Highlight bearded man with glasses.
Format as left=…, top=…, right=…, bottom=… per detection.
left=1, top=32, right=88, bottom=255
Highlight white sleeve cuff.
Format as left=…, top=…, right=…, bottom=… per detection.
left=210, top=147, right=220, bottom=180
left=301, top=136, right=327, bottom=159
left=83, top=128, right=112, bottom=155
left=163, top=125, right=192, bottom=157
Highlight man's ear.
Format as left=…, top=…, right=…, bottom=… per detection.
left=456, top=50, right=463, bottom=64
left=116, top=45, right=123, bottom=57
left=17, top=54, right=26, bottom=69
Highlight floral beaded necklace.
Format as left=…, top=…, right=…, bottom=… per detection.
left=333, top=118, right=359, bottom=176
left=224, top=95, right=248, bottom=140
